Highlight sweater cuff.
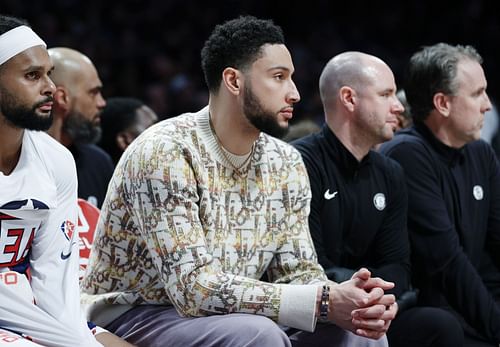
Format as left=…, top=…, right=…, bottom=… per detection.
left=278, top=284, right=318, bottom=332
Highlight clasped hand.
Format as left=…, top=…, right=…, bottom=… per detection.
left=328, top=268, right=397, bottom=340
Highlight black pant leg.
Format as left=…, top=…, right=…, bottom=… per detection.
left=387, top=307, right=464, bottom=347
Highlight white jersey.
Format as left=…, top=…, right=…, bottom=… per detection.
left=0, top=131, right=102, bottom=347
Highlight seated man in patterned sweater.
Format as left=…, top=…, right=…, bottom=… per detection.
left=81, top=16, right=397, bottom=347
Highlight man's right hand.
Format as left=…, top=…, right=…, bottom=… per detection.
left=327, top=268, right=397, bottom=340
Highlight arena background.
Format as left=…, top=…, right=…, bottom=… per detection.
left=3, top=0, right=499, bottom=125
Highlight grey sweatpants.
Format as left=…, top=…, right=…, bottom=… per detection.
left=106, top=305, right=388, bottom=347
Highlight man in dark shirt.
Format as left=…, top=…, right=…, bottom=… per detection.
left=98, top=97, right=158, bottom=165
left=380, top=43, right=499, bottom=346
left=46, top=47, right=113, bottom=208
left=294, top=51, right=462, bottom=346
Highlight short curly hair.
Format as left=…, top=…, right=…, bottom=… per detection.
left=201, top=16, right=285, bottom=93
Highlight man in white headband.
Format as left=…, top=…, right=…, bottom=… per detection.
left=0, top=14, right=133, bottom=347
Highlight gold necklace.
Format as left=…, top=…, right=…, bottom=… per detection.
left=209, top=115, right=255, bottom=177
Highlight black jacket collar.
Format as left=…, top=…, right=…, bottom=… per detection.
left=413, top=122, right=465, bottom=166
left=322, top=124, right=372, bottom=178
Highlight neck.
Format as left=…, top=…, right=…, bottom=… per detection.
left=423, top=115, right=466, bottom=149
left=208, top=95, right=259, bottom=155
left=0, top=120, right=24, bottom=175
left=47, top=114, right=73, bottom=147
left=326, top=115, right=372, bottom=162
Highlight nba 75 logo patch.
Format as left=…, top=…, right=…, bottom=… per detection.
left=60, top=220, right=76, bottom=260
left=60, top=220, right=75, bottom=241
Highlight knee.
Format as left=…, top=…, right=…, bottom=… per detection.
left=365, top=335, right=388, bottom=347
left=424, top=308, right=463, bottom=345
left=222, top=314, right=290, bottom=347
left=343, top=332, right=388, bottom=347
left=390, top=307, right=464, bottom=347
left=417, top=307, right=462, bottom=335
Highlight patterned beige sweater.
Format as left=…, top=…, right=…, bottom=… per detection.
left=81, top=107, right=327, bottom=331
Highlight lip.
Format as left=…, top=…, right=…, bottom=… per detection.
left=38, top=102, right=53, bottom=111
left=279, top=108, right=294, bottom=120
left=386, top=120, right=398, bottom=131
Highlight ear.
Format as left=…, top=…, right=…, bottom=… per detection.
left=53, top=87, right=70, bottom=113
left=116, top=132, right=132, bottom=151
left=433, top=92, right=451, bottom=117
left=339, top=86, right=356, bottom=112
left=221, top=67, right=242, bottom=96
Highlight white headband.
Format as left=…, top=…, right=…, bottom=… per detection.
left=0, top=25, right=46, bottom=66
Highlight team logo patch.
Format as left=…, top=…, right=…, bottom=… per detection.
left=60, top=220, right=75, bottom=241
left=473, top=185, right=484, bottom=201
left=60, top=220, right=76, bottom=260
left=373, top=193, right=386, bottom=211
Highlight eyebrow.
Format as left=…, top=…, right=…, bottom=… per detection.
left=267, top=66, right=294, bottom=74
left=474, top=86, right=487, bottom=95
left=24, top=65, right=54, bottom=72
left=379, top=87, right=395, bottom=94
left=89, top=85, right=103, bottom=93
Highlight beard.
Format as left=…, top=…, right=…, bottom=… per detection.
left=0, top=87, right=53, bottom=131
left=63, top=110, right=102, bottom=144
left=243, top=83, right=289, bottom=139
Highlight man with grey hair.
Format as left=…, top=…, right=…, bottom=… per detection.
left=294, top=51, right=463, bottom=346
left=380, top=43, right=500, bottom=346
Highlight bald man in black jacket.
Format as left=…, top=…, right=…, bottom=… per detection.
left=294, top=51, right=463, bottom=347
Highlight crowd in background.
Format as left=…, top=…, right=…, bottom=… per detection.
left=3, top=0, right=499, bottom=125
left=3, top=6, right=500, bottom=345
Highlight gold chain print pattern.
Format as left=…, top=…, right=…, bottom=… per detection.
left=81, top=108, right=326, bottom=323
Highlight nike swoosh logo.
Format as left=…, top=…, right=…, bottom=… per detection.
left=60, top=242, right=76, bottom=260
left=60, top=250, right=72, bottom=260
left=324, top=189, right=338, bottom=200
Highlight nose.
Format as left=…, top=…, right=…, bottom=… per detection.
left=287, top=80, right=301, bottom=104
left=483, top=92, right=492, bottom=113
left=392, top=96, right=405, bottom=115
left=96, top=92, right=106, bottom=109
left=43, top=75, right=56, bottom=96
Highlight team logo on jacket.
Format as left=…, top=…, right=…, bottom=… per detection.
left=60, top=220, right=75, bottom=241
left=473, top=185, right=484, bottom=200
left=373, top=193, right=386, bottom=211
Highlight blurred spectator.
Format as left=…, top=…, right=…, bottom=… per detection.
left=282, top=119, right=321, bottom=142
left=481, top=104, right=499, bottom=143
left=395, top=89, right=413, bottom=130
left=3, top=1, right=498, bottom=130
left=98, top=97, right=158, bottom=164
